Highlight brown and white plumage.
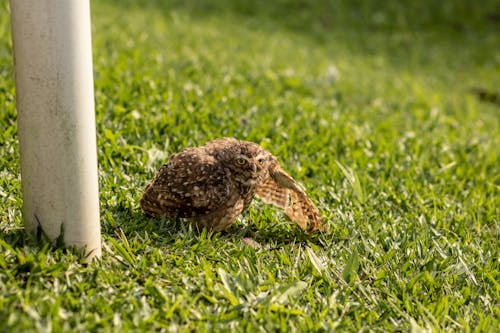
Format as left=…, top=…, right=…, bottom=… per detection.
left=140, top=138, right=327, bottom=233
left=256, top=168, right=326, bottom=232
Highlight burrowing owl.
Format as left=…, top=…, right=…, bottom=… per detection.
left=140, top=138, right=327, bottom=233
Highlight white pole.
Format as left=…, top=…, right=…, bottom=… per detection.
left=10, top=0, right=101, bottom=259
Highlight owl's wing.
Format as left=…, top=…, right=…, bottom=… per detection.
left=256, top=167, right=327, bottom=233
left=255, top=177, right=291, bottom=208
left=140, top=149, right=230, bottom=218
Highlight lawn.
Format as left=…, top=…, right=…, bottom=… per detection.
left=0, top=0, right=499, bottom=331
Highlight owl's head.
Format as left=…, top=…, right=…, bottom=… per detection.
left=207, top=138, right=275, bottom=186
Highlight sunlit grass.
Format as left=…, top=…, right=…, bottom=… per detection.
left=1, top=0, right=498, bottom=331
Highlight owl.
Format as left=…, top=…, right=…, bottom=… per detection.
left=140, top=138, right=327, bottom=233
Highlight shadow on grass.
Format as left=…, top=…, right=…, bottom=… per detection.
left=104, top=0, right=499, bottom=35
left=104, top=204, right=329, bottom=250
left=0, top=226, right=30, bottom=248
left=0, top=224, right=94, bottom=267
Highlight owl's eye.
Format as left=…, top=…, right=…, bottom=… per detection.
left=257, top=158, right=265, bottom=165
left=236, top=158, right=247, bottom=165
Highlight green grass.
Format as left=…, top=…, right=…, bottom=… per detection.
left=1, top=0, right=499, bottom=331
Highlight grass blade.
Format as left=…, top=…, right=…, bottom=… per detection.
left=273, top=281, right=308, bottom=305
left=218, top=268, right=239, bottom=306
left=342, top=249, right=359, bottom=283
left=306, top=246, right=325, bottom=274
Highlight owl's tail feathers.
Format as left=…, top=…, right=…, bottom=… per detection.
left=140, top=183, right=172, bottom=217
